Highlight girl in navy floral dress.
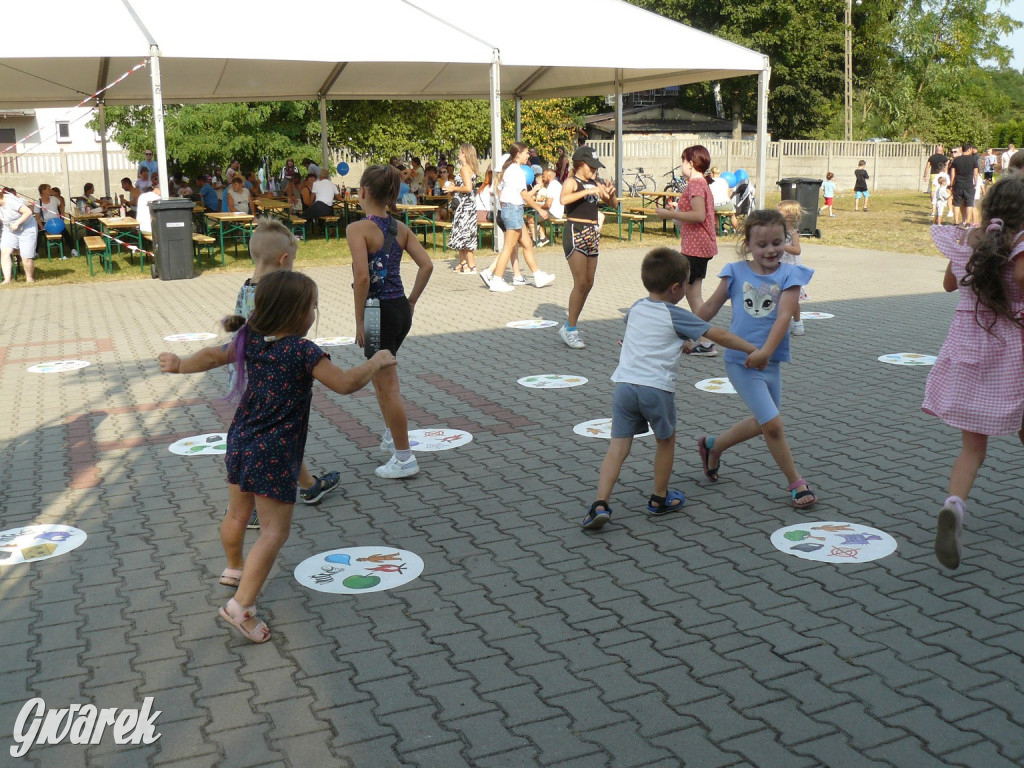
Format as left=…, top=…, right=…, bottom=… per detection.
left=159, top=271, right=395, bottom=643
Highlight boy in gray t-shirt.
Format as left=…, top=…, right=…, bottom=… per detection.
left=582, top=248, right=756, bottom=530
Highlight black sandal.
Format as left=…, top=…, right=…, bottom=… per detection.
left=698, top=436, right=721, bottom=482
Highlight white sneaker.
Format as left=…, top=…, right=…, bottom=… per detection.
left=533, top=271, right=555, bottom=288
left=791, top=320, right=805, bottom=336
left=71, top=248, right=79, bottom=257
left=375, top=454, right=419, bottom=479
left=490, top=279, right=514, bottom=292
left=380, top=434, right=395, bottom=453
left=559, top=325, right=585, bottom=349
left=479, top=268, right=493, bottom=287
left=513, top=275, right=528, bottom=285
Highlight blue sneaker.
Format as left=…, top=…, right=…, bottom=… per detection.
left=300, top=471, right=341, bottom=505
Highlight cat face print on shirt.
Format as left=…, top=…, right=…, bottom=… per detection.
left=743, top=281, right=780, bottom=318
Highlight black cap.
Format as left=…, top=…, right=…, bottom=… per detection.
left=572, top=146, right=604, bottom=169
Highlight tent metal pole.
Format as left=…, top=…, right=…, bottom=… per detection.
left=489, top=49, right=503, bottom=252
left=319, top=96, right=329, bottom=171
left=514, top=97, right=521, bottom=142
left=756, top=62, right=770, bottom=208
left=150, top=45, right=168, bottom=200
left=98, top=100, right=111, bottom=199
left=614, top=70, right=623, bottom=196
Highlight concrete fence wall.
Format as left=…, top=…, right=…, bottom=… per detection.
left=1, top=140, right=933, bottom=202
left=587, top=137, right=932, bottom=195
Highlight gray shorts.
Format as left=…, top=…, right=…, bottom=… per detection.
left=1, top=225, right=38, bottom=258
left=611, top=382, right=676, bottom=440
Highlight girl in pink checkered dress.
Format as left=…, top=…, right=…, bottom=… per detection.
left=922, top=174, right=1024, bottom=570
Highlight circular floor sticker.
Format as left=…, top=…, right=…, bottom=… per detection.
left=27, top=360, right=90, bottom=373
left=506, top=319, right=559, bottom=329
left=408, top=428, right=473, bottom=451
left=771, top=521, right=898, bottom=563
left=518, top=374, right=588, bottom=389
left=295, top=546, right=424, bottom=594
left=878, top=353, right=936, bottom=366
left=573, top=418, right=652, bottom=439
left=0, top=525, right=87, bottom=565
left=802, top=312, right=834, bottom=320
left=695, top=377, right=737, bottom=394
left=168, top=433, right=227, bottom=455
left=163, top=333, right=217, bottom=342
left=313, top=337, right=356, bottom=347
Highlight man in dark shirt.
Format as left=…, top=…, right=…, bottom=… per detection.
left=948, top=143, right=978, bottom=226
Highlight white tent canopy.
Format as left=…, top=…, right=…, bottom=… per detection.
left=0, top=0, right=770, bottom=201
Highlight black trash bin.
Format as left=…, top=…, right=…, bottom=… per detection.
left=776, top=177, right=823, bottom=238
left=150, top=198, right=196, bottom=280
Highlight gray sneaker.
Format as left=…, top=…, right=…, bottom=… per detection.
left=688, top=343, right=718, bottom=357
left=559, top=325, right=585, bottom=349
left=375, top=454, right=420, bottom=479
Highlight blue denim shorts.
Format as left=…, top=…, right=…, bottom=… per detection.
left=500, top=203, right=525, bottom=230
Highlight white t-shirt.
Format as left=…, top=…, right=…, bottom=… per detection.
left=611, top=298, right=711, bottom=392
left=227, top=186, right=251, bottom=213
left=709, top=177, right=731, bottom=206
left=2, top=193, right=32, bottom=232
left=35, top=197, right=60, bottom=222
left=1002, top=150, right=1014, bottom=170
left=136, top=178, right=153, bottom=192
left=544, top=179, right=564, bottom=218
left=312, top=179, right=338, bottom=206
left=135, top=190, right=160, bottom=234
left=498, top=163, right=527, bottom=205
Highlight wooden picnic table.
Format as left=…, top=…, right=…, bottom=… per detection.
left=396, top=204, right=440, bottom=250
left=204, top=212, right=254, bottom=257
left=97, top=217, right=141, bottom=272
left=639, top=191, right=683, bottom=231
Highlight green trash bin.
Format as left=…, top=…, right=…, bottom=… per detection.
left=150, top=198, right=196, bottom=280
left=776, top=177, right=823, bottom=238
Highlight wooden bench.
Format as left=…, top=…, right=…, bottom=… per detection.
left=44, top=232, right=64, bottom=261
left=82, top=236, right=108, bottom=276
left=320, top=215, right=342, bottom=242
left=435, top=220, right=453, bottom=251
left=193, top=233, right=219, bottom=266
left=621, top=213, right=647, bottom=241
left=477, top=221, right=495, bottom=251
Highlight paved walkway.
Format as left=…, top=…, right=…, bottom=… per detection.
left=1, top=239, right=1022, bottom=768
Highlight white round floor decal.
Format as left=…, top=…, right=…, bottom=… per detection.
left=27, top=360, right=90, bottom=373
left=313, top=337, right=356, bottom=347
left=408, top=428, right=473, bottom=451
left=0, top=525, right=87, bottom=565
left=518, top=374, right=588, bottom=389
left=169, top=433, right=227, bottom=455
left=877, top=353, right=936, bottom=366
left=163, top=333, right=217, bottom=342
left=802, top=312, right=834, bottom=320
left=573, top=418, right=652, bottom=439
left=771, top=521, right=897, bottom=563
left=295, top=546, right=424, bottom=593
left=695, top=377, right=737, bottom=394
left=506, top=319, right=559, bottom=329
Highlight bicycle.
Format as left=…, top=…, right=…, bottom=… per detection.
left=618, top=167, right=656, bottom=197
left=663, top=166, right=688, bottom=193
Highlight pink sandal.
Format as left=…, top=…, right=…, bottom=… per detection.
left=219, top=568, right=242, bottom=587
left=218, top=598, right=270, bottom=643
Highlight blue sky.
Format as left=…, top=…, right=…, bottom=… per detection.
left=1005, top=0, right=1024, bottom=69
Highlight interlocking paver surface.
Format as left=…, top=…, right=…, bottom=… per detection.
left=1, top=238, right=1022, bottom=767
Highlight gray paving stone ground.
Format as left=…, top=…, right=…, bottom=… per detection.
left=1, top=237, right=1023, bottom=768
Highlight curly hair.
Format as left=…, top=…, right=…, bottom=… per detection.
left=962, top=174, right=1024, bottom=333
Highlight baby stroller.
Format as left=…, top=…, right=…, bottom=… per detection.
left=730, top=181, right=755, bottom=218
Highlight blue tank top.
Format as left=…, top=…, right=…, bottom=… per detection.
left=366, top=215, right=405, bottom=300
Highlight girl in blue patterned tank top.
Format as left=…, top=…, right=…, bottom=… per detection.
left=347, top=165, right=434, bottom=479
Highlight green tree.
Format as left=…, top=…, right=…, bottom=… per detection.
left=94, top=102, right=323, bottom=178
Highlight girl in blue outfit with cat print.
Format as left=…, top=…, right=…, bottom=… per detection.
left=695, top=209, right=817, bottom=508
